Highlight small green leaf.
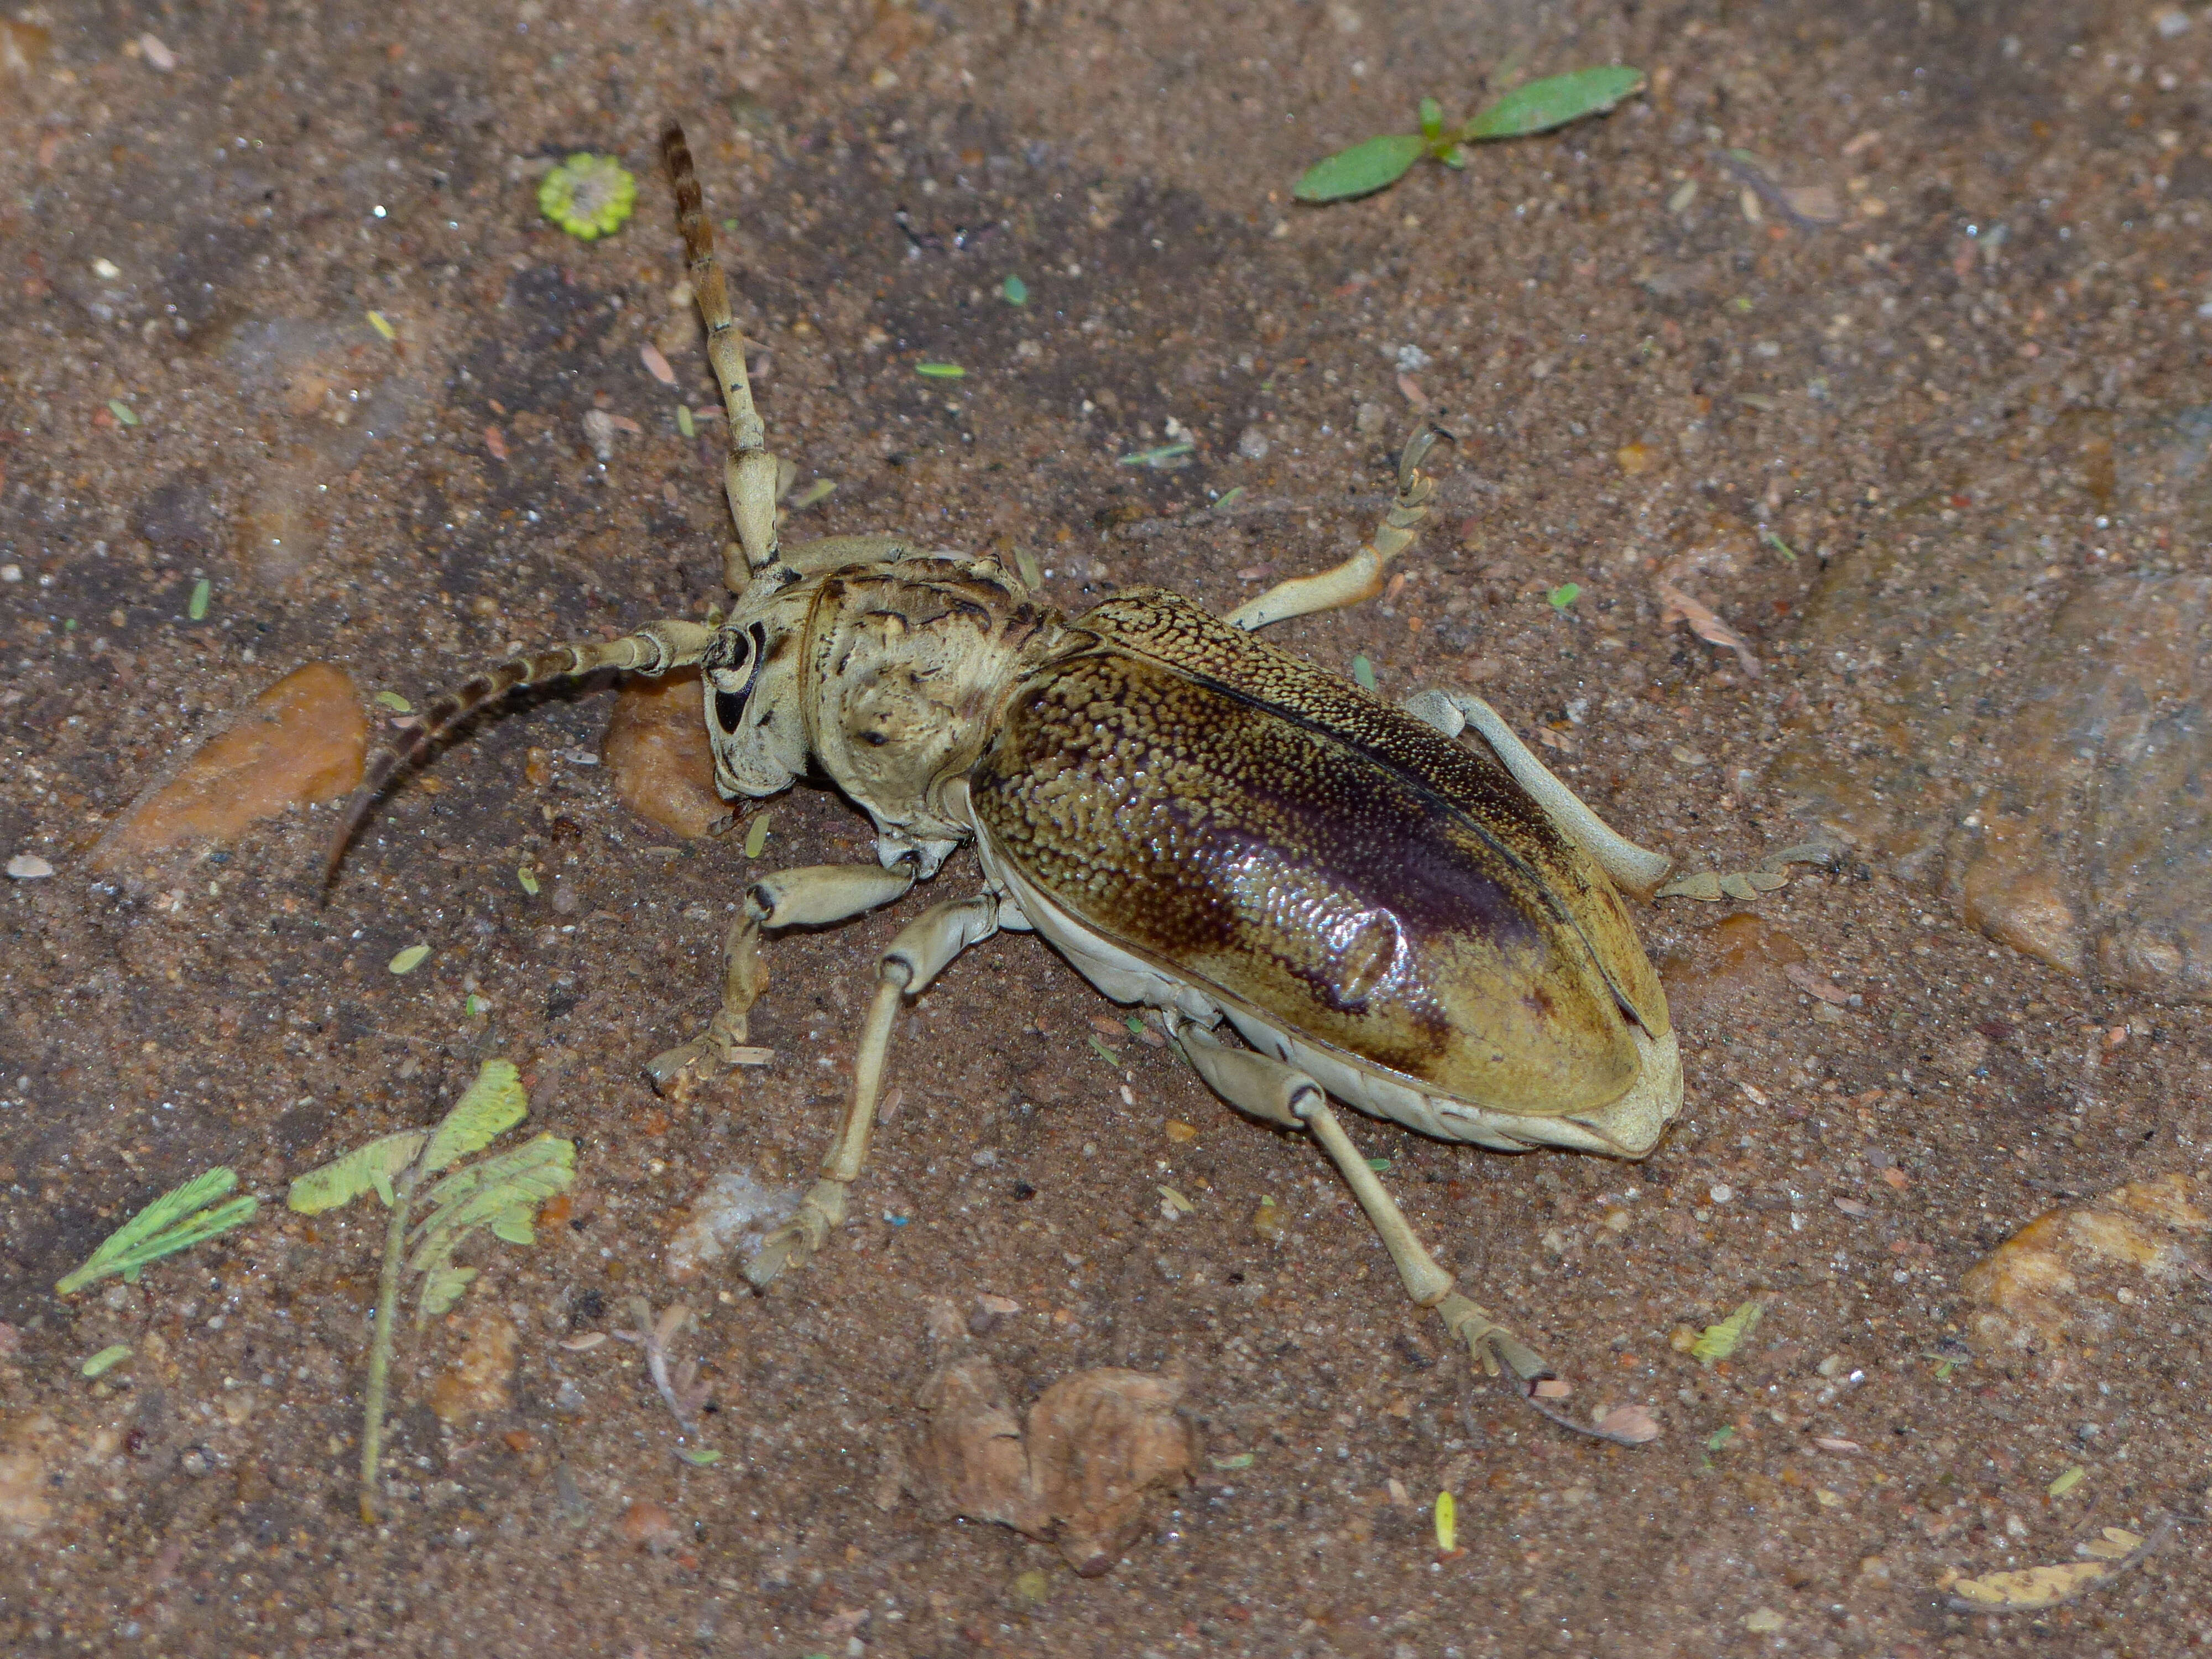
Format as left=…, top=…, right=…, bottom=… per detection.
left=1691, top=1298, right=1765, bottom=1365
left=81, top=1344, right=134, bottom=1379
left=186, top=578, right=210, bottom=620
left=374, top=690, right=413, bottom=713
left=1418, top=97, right=1446, bottom=142
left=107, top=398, right=140, bottom=427
left=743, top=811, right=772, bottom=859
left=1462, top=66, right=1645, bottom=141
left=916, top=361, right=966, bottom=379
left=1434, top=1489, right=1458, bottom=1553
left=786, top=478, right=835, bottom=512
left=421, top=1058, right=527, bottom=1174
left=517, top=866, right=540, bottom=896
left=389, top=943, right=430, bottom=975
left=1088, top=1035, right=1123, bottom=1067
left=1294, top=133, right=1425, bottom=202
left=58, top=1168, right=255, bottom=1294
left=676, top=404, right=695, bottom=439
left=1013, top=546, right=1043, bottom=588
left=1117, top=441, right=1194, bottom=469
left=1548, top=582, right=1582, bottom=610
left=677, top=1446, right=723, bottom=1467
left=287, top=1130, right=429, bottom=1214
left=1210, top=486, right=1246, bottom=515
left=488, top=1202, right=536, bottom=1246
left=1707, top=1424, right=1737, bottom=1452
left=1350, top=654, right=1377, bottom=692
left=2048, top=1464, right=2086, bottom=1499
left=366, top=310, right=397, bottom=342
left=1209, top=1452, right=1255, bottom=1470
left=418, top=1264, right=478, bottom=1320
left=1365, top=1156, right=1392, bottom=1173
left=465, top=993, right=490, bottom=1018
left=1760, top=529, right=1797, bottom=563
left=1001, top=274, right=1028, bottom=305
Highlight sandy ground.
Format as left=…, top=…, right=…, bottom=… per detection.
left=3, top=2, right=2210, bottom=1655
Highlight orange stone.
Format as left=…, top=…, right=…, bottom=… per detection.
left=601, top=666, right=729, bottom=839
left=93, top=662, right=368, bottom=868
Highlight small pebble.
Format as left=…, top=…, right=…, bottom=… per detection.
left=92, top=663, right=368, bottom=868
left=428, top=1311, right=518, bottom=1424
left=5, top=854, right=53, bottom=880
left=619, top=1498, right=682, bottom=1552
left=1236, top=426, right=1270, bottom=461
left=601, top=667, right=728, bottom=839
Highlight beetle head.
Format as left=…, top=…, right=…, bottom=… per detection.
left=700, top=566, right=815, bottom=800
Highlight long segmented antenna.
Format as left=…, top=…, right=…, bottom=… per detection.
left=324, top=620, right=715, bottom=888
left=662, top=122, right=781, bottom=590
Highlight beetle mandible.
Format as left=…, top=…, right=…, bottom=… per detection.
left=333, top=123, right=1697, bottom=1412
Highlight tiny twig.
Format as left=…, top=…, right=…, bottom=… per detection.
left=614, top=1296, right=711, bottom=1432
left=361, top=1164, right=420, bottom=1524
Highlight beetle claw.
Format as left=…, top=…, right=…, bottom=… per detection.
left=1437, top=1292, right=1552, bottom=1383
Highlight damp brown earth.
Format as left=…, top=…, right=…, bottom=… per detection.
left=3, top=3, right=2210, bottom=1656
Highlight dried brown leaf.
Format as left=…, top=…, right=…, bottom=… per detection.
left=1656, top=578, right=1761, bottom=677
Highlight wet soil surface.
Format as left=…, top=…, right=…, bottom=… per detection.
left=4, top=2, right=2210, bottom=1655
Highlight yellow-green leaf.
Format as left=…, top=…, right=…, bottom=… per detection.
left=1295, top=133, right=1425, bottom=202
left=1434, top=1489, right=1458, bottom=1553
left=1691, top=1298, right=1764, bottom=1364
left=58, top=1168, right=255, bottom=1293
left=366, top=310, right=397, bottom=341
left=187, top=578, right=211, bottom=621
left=418, top=1264, right=478, bottom=1320
left=389, top=943, right=430, bottom=974
left=743, top=811, right=773, bottom=859
left=374, top=691, right=413, bottom=713
left=421, top=1058, right=527, bottom=1174
left=1463, top=66, right=1645, bottom=141
left=287, top=1130, right=429, bottom=1213
left=81, top=1344, right=134, bottom=1379
left=2047, top=1464, right=2085, bottom=1499
left=517, top=866, right=539, bottom=896
left=916, top=362, right=966, bottom=379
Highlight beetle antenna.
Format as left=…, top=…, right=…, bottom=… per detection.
left=664, top=121, right=781, bottom=593
left=324, top=620, right=714, bottom=891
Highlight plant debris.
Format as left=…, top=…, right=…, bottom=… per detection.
left=538, top=153, right=638, bottom=240
left=915, top=361, right=965, bottom=379
left=288, top=1058, right=575, bottom=1521
left=80, top=1344, right=133, bottom=1379
left=56, top=1167, right=258, bottom=1294
left=388, top=943, right=430, bottom=974
left=613, top=1297, right=712, bottom=1434
left=1656, top=577, right=1761, bottom=676
left=1690, top=1298, right=1765, bottom=1365
left=1945, top=1525, right=2162, bottom=1614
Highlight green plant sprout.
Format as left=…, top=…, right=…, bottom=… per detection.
left=56, top=1167, right=258, bottom=1295
left=289, top=1058, right=575, bottom=1522
left=1295, top=66, right=1645, bottom=203
left=538, top=153, right=639, bottom=239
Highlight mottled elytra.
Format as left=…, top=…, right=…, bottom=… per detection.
left=331, top=120, right=1723, bottom=1436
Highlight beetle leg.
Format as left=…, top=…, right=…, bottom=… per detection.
left=748, top=890, right=1000, bottom=1288
left=1401, top=688, right=1676, bottom=899
left=1224, top=429, right=1440, bottom=631
left=1174, top=1021, right=1556, bottom=1387
left=646, top=862, right=916, bottom=1094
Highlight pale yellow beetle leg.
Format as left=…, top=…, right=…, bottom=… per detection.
left=1224, top=429, right=1440, bottom=632
left=747, top=891, right=999, bottom=1288
left=1174, top=1022, right=1553, bottom=1385
left=1401, top=688, right=1676, bottom=899
left=646, top=862, right=917, bottom=1094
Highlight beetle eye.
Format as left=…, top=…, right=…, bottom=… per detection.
left=707, top=624, right=768, bottom=734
